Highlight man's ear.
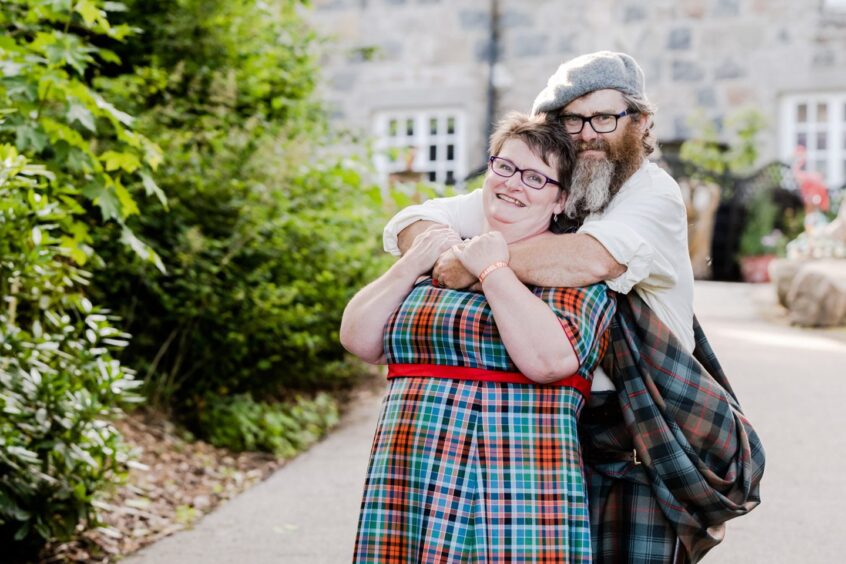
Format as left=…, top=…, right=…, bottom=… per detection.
left=631, top=112, right=650, bottom=133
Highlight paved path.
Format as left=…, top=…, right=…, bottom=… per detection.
left=129, top=281, right=846, bottom=563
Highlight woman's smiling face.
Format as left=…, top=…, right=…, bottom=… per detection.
left=482, top=138, right=565, bottom=242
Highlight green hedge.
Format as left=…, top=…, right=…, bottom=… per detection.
left=0, top=147, right=140, bottom=551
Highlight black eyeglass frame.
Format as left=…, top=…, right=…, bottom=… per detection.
left=487, top=156, right=561, bottom=190
left=559, top=109, right=637, bottom=134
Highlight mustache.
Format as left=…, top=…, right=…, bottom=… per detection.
left=576, top=140, right=610, bottom=153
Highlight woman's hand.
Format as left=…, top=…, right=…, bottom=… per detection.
left=400, top=225, right=463, bottom=277
left=451, top=231, right=509, bottom=278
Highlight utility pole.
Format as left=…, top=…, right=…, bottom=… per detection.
left=483, top=0, right=500, bottom=166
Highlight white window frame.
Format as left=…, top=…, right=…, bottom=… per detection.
left=779, top=92, right=846, bottom=190
left=373, top=109, right=466, bottom=187
left=823, top=0, right=846, bottom=11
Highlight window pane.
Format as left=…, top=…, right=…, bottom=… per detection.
left=446, top=170, right=455, bottom=185
left=447, top=144, right=455, bottom=161
left=797, top=103, right=807, bottom=123
left=817, top=103, right=828, bottom=122
left=429, top=145, right=437, bottom=161
left=389, top=119, right=398, bottom=137
left=447, top=117, right=455, bottom=134
left=814, top=159, right=826, bottom=175
left=797, top=133, right=807, bottom=147
left=430, top=118, right=438, bottom=135
left=406, top=119, right=414, bottom=136
left=817, top=132, right=828, bottom=150
left=428, top=171, right=437, bottom=182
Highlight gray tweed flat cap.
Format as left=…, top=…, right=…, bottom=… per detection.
left=531, top=51, right=645, bottom=115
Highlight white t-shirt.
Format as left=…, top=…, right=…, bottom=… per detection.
left=383, top=159, right=696, bottom=389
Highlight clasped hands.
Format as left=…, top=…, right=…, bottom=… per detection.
left=412, top=226, right=508, bottom=290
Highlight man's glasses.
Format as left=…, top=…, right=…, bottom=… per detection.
left=488, top=156, right=560, bottom=190
left=560, top=109, right=636, bottom=134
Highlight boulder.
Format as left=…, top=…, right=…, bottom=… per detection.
left=768, top=257, right=811, bottom=307
left=785, top=259, right=846, bottom=327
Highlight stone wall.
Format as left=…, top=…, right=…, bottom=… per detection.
left=306, top=0, right=846, bottom=176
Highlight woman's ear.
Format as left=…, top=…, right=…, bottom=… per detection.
left=553, top=191, right=567, bottom=216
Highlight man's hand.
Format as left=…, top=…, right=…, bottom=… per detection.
left=432, top=246, right=477, bottom=289
left=397, top=220, right=439, bottom=255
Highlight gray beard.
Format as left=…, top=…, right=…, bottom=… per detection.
left=564, top=157, right=615, bottom=220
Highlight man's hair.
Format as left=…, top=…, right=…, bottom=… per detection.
left=622, top=92, right=657, bottom=156
left=488, top=111, right=576, bottom=192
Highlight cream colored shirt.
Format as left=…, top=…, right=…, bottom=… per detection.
left=383, top=160, right=696, bottom=390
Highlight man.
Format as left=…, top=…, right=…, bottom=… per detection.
left=383, top=52, right=763, bottom=563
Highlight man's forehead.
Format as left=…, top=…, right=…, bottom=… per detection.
left=562, top=89, right=626, bottom=114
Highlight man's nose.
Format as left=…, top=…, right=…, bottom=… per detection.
left=573, top=121, right=599, bottom=142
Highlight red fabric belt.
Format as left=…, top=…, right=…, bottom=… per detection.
left=387, top=363, right=591, bottom=398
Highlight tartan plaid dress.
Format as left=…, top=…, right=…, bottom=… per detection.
left=354, top=279, right=616, bottom=563
left=582, top=293, right=765, bottom=563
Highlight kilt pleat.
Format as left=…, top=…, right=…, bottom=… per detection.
left=354, top=377, right=592, bottom=563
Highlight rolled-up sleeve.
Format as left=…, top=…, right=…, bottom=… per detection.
left=383, top=189, right=485, bottom=256
left=578, top=190, right=684, bottom=295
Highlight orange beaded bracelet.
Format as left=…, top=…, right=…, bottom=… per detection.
left=478, top=261, right=509, bottom=284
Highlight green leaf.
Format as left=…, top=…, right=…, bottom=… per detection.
left=93, top=94, right=133, bottom=126
left=82, top=180, right=122, bottom=220
left=120, top=224, right=165, bottom=273
left=67, top=100, right=96, bottom=133
left=140, top=171, right=168, bottom=208
left=100, top=150, right=140, bottom=173
left=113, top=178, right=139, bottom=216
left=74, top=0, right=103, bottom=27
left=15, top=124, right=49, bottom=153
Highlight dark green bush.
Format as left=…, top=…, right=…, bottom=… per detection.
left=0, top=147, right=140, bottom=551
left=89, top=0, right=389, bottom=410
left=198, top=392, right=339, bottom=457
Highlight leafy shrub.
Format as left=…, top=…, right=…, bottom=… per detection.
left=198, top=393, right=339, bottom=457
left=88, top=0, right=389, bottom=409
left=0, top=147, right=140, bottom=552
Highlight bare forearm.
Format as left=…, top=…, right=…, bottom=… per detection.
left=481, top=268, right=578, bottom=383
left=340, top=260, right=419, bottom=363
left=508, top=232, right=626, bottom=287
left=397, top=220, right=440, bottom=255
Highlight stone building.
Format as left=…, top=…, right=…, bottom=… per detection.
left=306, top=0, right=846, bottom=190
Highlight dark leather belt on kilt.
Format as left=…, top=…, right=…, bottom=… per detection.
left=583, top=447, right=641, bottom=465
left=581, top=394, right=641, bottom=465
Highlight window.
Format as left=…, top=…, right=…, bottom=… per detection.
left=373, top=110, right=465, bottom=186
left=823, top=0, right=846, bottom=11
left=780, top=93, right=846, bottom=189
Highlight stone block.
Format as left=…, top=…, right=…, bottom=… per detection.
left=714, top=0, right=740, bottom=17
left=459, top=10, right=490, bottom=30
left=786, top=260, right=846, bottom=327
left=672, top=60, right=704, bottom=81
left=668, top=28, right=691, bottom=50
left=715, top=58, right=746, bottom=80
left=623, top=5, right=647, bottom=22
left=500, top=10, right=532, bottom=28
left=697, top=87, right=717, bottom=107
left=556, top=33, right=578, bottom=54
left=513, top=35, right=548, bottom=58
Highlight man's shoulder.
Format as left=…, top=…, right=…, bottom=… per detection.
left=624, top=160, right=681, bottom=196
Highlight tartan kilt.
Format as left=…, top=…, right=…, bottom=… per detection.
left=354, top=376, right=592, bottom=563
left=580, top=394, right=677, bottom=564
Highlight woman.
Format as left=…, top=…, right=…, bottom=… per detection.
left=340, top=112, right=616, bottom=563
